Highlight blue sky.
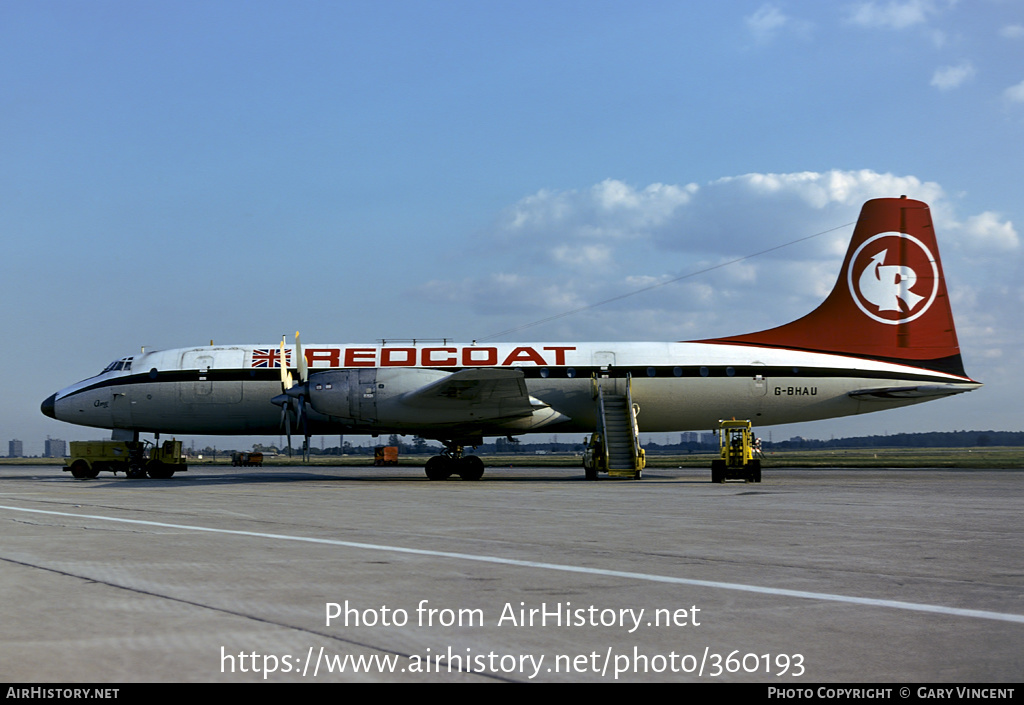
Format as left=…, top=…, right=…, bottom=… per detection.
left=5, top=1, right=1022, bottom=454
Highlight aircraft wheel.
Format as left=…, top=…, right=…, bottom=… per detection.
left=425, top=456, right=451, bottom=481
left=459, top=456, right=485, bottom=481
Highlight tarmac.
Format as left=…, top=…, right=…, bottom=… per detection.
left=0, top=463, right=1021, bottom=683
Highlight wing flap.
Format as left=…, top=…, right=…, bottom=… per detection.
left=399, top=368, right=539, bottom=419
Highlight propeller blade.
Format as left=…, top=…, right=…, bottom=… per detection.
left=295, top=331, right=308, bottom=383
left=270, top=392, right=294, bottom=458
left=283, top=380, right=311, bottom=463
left=279, top=337, right=292, bottom=390
left=300, top=391, right=310, bottom=463
left=284, top=403, right=292, bottom=457
left=275, top=332, right=308, bottom=461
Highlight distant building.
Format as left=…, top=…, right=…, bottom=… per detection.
left=682, top=432, right=717, bottom=446
left=44, top=438, right=66, bottom=458
left=9, top=440, right=23, bottom=458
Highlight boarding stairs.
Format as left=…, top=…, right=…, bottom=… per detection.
left=594, top=374, right=645, bottom=479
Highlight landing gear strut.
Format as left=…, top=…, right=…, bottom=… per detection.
left=425, top=442, right=485, bottom=481
left=126, top=432, right=147, bottom=479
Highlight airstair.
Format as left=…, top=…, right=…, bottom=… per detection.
left=586, top=374, right=645, bottom=479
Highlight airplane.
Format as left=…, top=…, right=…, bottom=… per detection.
left=41, top=196, right=981, bottom=480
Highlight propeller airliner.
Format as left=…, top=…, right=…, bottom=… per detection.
left=42, top=197, right=980, bottom=480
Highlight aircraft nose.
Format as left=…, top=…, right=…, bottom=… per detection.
left=41, top=393, right=57, bottom=419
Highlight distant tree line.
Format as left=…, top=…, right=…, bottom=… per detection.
left=762, top=430, right=1024, bottom=451
left=200, top=430, right=1022, bottom=457
left=332, top=430, right=1024, bottom=454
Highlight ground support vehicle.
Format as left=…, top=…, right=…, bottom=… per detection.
left=231, top=451, right=264, bottom=467
left=374, top=446, right=399, bottom=466
left=582, top=375, right=646, bottom=481
left=65, top=439, right=188, bottom=479
left=711, top=419, right=761, bottom=483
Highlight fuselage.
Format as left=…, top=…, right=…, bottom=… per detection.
left=41, top=340, right=979, bottom=439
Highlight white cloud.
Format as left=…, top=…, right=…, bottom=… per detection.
left=999, top=24, right=1024, bottom=40
left=413, top=171, right=1016, bottom=353
left=845, top=0, right=942, bottom=30
left=745, top=3, right=813, bottom=43
left=746, top=4, right=788, bottom=42
left=931, top=62, right=975, bottom=90
left=496, top=178, right=697, bottom=254
left=551, top=244, right=612, bottom=269
left=711, top=169, right=942, bottom=208
left=1003, top=80, right=1024, bottom=103
left=956, top=211, right=1019, bottom=251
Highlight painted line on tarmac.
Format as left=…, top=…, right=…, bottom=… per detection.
left=4, top=503, right=1023, bottom=625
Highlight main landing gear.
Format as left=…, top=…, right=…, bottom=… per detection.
left=425, top=442, right=485, bottom=481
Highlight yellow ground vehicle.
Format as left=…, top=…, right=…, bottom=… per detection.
left=65, top=439, right=187, bottom=479
left=711, top=419, right=761, bottom=483
left=374, top=446, right=399, bottom=466
left=231, top=451, right=264, bottom=467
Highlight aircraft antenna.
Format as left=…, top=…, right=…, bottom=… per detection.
left=476, top=220, right=855, bottom=342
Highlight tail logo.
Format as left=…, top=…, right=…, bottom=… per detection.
left=847, top=232, right=938, bottom=325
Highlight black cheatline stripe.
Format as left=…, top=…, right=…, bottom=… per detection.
left=61, top=363, right=964, bottom=398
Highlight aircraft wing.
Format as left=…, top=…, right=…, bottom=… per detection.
left=399, top=367, right=542, bottom=419
left=848, top=384, right=981, bottom=401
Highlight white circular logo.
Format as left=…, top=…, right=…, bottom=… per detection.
left=847, top=232, right=938, bottom=325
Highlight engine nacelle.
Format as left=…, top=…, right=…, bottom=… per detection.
left=305, top=368, right=447, bottom=424
left=303, top=367, right=568, bottom=432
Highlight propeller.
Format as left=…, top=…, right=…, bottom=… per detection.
left=270, top=332, right=312, bottom=461
left=271, top=336, right=294, bottom=456
left=291, top=331, right=311, bottom=461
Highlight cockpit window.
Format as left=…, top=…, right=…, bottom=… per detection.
left=102, top=357, right=134, bottom=374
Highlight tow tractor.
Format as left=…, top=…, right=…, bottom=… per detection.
left=711, top=419, right=761, bottom=483
left=231, top=451, right=264, bottom=467
left=374, top=446, right=399, bottom=466
left=65, top=439, right=188, bottom=479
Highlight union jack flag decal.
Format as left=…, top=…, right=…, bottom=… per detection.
left=251, top=348, right=289, bottom=368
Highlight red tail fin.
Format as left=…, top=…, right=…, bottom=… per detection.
left=700, top=197, right=969, bottom=377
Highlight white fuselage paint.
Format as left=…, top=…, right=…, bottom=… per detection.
left=48, top=341, right=977, bottom=438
